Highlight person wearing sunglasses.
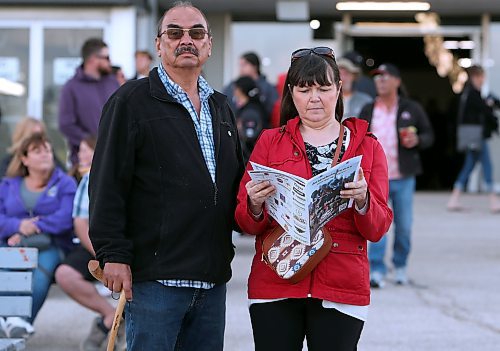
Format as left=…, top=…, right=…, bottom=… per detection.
left=235, top=46, right=393, bottom=351
left=58, top=38, right=120, bottom=167
left=88, top=2, right=244, bottom=350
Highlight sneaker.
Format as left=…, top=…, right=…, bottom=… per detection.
left=0, top=317, right=8, bottom=338
left=80, top=316, right=108, bottom=351
left=5, top=317, right=35, bottom=338
left=395, top=267, right=409, bottom=285
left=369, top=271, right=386, bottom=288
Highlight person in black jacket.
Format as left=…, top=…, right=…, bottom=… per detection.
left=447, top=65, right=500, bottom=213
left=88, top=2, right=245, bottom=350
left=233, top=75, right=266, bottom=162
left=358, top=63, right=434, bottom=288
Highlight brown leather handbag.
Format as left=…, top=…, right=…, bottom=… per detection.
left=261, top=124, right=344, bottom=284
left=262, top=225, right=332, bottom=284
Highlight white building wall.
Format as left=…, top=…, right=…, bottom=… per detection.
left=228, top=22, right=339, bottom=87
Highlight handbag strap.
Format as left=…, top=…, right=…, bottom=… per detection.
left=331, top=123, right=345, bottom=167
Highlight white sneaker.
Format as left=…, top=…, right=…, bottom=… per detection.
left=0, top=317, right=8, bottom=338
left=369, top=271, right=386, bottom=288
left=395, top=267, right=409, bottom=285
left=5, top=317, right=35, bottom=338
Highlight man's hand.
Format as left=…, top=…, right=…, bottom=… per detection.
left=103, top=262, right=133, bottom=301
left=399, top=126, right=419, bottom=148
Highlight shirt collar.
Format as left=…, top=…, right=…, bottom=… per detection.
left=158, top=63, right=214, bottom=101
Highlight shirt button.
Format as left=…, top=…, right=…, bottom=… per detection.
left=333, top=242, right=339, bottom=247
left=293, top=151, right=299, bottom=156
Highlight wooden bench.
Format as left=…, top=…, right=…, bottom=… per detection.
left=0, top=247, right=38, bottom=351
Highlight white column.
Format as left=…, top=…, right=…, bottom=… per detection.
left=107, top=7, right=137, bottom=79
left=28, top=22, right=43, bottom=119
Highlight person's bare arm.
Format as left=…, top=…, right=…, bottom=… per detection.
left=74, top=217, right=95, bottom=256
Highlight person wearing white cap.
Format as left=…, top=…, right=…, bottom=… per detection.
left=337, top=58, right=373, bottom=119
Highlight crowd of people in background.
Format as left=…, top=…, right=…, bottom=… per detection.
left=0, top=2, right=499, bottom=349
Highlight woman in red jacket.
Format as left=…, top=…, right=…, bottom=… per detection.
left=235, top=47, right=393, bottom=351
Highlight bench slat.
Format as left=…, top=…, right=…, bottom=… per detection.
left=0, top=297, right=32, bottom=317
left=0, top=272, right=32, bottom=293
left=0, top=248, right=38, bottom=269
left=0, top=338, right=25, bottom=351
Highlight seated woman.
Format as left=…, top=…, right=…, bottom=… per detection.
left=0, top=133, right=76, bottom=338
left=1, top=117, right=65, bottom=178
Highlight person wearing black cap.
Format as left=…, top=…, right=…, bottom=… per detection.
left=223, top=51, right=278, bottom=127
left=358, top=63, right=434, bottom=288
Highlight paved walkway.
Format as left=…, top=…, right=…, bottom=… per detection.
left=25, top=192, right=499, bottom=350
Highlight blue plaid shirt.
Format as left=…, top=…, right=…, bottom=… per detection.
left=156, top=64, right=216, bottom=290
left=157, top=63, right=216, bottom=182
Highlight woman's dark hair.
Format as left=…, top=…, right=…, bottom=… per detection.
left=7, top=133, right=52, bottom=177
left=280, top=51, right=344, bottom=126
left=234, top=76, right=261, bottom=104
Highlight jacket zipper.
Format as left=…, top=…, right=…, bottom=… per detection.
left=213, top=182, right=218, bottom=205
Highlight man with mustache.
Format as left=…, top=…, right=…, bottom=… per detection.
left=58, top=38, right=119, bottom=166
left=88, top=1, right=244, bottom=350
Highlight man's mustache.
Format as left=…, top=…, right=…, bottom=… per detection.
left=174, top=46, right=199, bottom=57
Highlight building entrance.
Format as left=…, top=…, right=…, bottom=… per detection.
left=353, top=36, right=466, bottom=190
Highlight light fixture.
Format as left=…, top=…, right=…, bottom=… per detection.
left=458, top=58, right=472, bottom=68
left=310, top=19, right=321, bottom=30
left=443, top=40, right=475, bottom=50
left=336, top=2, right=431, bottom=11
left=276, top=1, right=309, bottom=21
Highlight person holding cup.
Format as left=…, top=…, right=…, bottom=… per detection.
left=358, top=63, right=434, bottom=288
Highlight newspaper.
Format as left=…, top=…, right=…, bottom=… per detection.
left=248, top=155, right=362, bottom=245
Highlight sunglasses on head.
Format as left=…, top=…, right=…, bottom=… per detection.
left=291, top=47, right=335, bottom=63
left=158, top=27, right=208, bottom=40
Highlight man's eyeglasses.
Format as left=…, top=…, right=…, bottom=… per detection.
left=158, top=28, right=208, bottom=40
left=291, top=47, right=335, bottom=63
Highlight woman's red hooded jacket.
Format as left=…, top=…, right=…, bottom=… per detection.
left=235, top=116, right=393, bottom=305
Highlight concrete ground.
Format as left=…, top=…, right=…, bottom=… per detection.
left=25, top=192, right=500, bottom=350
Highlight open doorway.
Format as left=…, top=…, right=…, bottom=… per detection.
left=353, top=36, right=463, bottom=190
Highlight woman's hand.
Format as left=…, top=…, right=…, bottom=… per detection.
left=7, top=233, right=22, bottom=247
left=245, top=180, right=276, bottom=216
left=341, top=168, right=368, bottom=209
left=19, top=218, right=40, bottom=236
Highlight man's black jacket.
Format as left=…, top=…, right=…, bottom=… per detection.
left=89, top=68, right=245, bottom=284
left=359, top=97, right=434, bottom=177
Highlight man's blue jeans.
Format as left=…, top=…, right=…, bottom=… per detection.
left=369, top=177, right=415, bottom=275
left=125, top=281, right=226, bottom=351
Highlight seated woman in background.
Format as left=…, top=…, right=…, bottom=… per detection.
left=0, top=117, right=65, bottom=178
left=0, top=117, right=46, bottom=177
left=67, top=136, right=97, bottom=183
left=0, top=133, right=76, bottom=338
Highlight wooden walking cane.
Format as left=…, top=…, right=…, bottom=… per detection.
left=88, top=260, right=126, bottom=351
